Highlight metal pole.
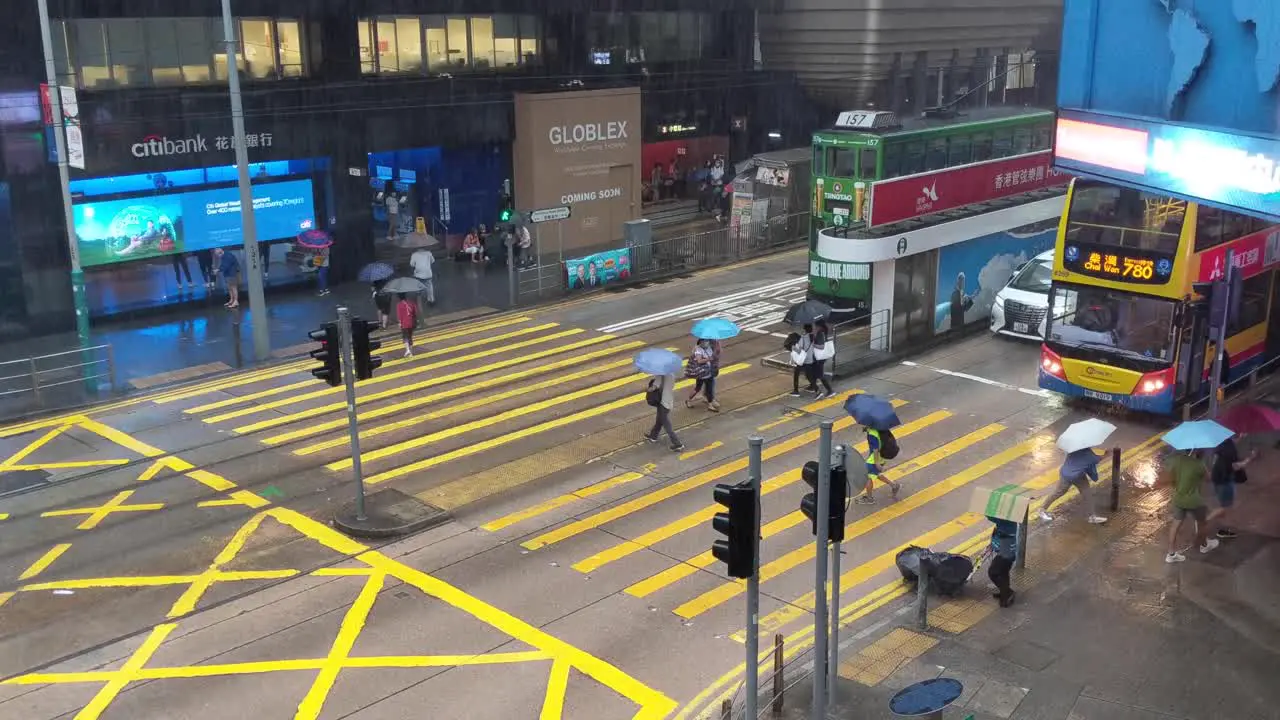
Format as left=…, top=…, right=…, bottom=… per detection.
left=220, top=0, right=270, bottom=362
left=36, top=0, right=90, bottom=350
left=557, top=221, right=564, bottom=262
left=772, top=634, right=785, bottom=716
left=828, top=445, right=845, bottom=708
left=29, top=357, right=40, bottom=406
left=1016, top=509, right=1029, bottom=571
left=812, top=421, right=833, bottom=720
left=1208, top=249, right=1235, bottom=418
left=1110, top=446, right=1121, bottom=512
left=337, top=307, right=367, bottom=521
left=507, top=234, right=517, bottom=307
left=746, top=436, right=764, bottom=720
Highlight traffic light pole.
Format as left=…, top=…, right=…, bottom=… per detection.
left=1208, top=249, right=1235, bottom=418
left=812, top=420, right=833, bottom=719
left=337, top=307, right=367, bottom=521
left=828, top=444, right=846, bottom=706
left=745, top=436, right=763, bottom=720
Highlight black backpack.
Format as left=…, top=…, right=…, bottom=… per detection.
left=876, top=429, right=900, bottom=460
left=645, top=379, right=663, bottom=407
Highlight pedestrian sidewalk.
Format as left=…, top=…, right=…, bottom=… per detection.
left=767, top=436, right=1280, bottom=720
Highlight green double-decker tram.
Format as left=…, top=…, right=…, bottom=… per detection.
left=809, top=107, right=1055, bottom=318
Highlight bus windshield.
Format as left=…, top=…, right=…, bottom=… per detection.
left=1046, top=284, right=1178, bottom=362
left=1064, top=182, right=1184, bottom=255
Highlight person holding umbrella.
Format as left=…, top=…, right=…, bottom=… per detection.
left=635, top=348, right=686, bottom=452
left=1212, top=404, right=1273, bottom=539
left=845, top=393, right=902, bottom=504
left=687, top=318, right=737, bottom=412
left=1159, top=420, right=1234, bottom=562
left=1039, top=419, right=1114, bottom=525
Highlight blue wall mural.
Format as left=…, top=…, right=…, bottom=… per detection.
left=933, top=222, right=1057, bottom=335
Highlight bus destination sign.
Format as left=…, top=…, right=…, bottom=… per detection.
left=1062, top=243, right=1174, bottom=285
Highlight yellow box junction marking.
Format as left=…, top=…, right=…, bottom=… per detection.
left=40, top=490, right=165, bottom=531
left=362, top=364, right=749, bottom=486
left=481, top=471, right=648, bottom=532
left=679, top=441, right=723, bottom=462
left=756, top=393, right=848, bottom=431
left=621, top=416, right=989, bottom=596
left=19, top=543, right=72, bottom=581
left=3, top=507, right=678, bottom=720
left=582, top=407, right=942, bottom=577
left=259, top=339, right=643, bottom=443
left=189, top=323, right=571, bottom=419
left=673, top=432, right=1054, bottom=620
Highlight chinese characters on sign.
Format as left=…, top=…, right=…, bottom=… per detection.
left=1063, top=243, right=1172, bottom=285
left=994, top=166, right=1058, bottom=190
left=1196, top=228, right=1280, bottom=282
left=214, top=133, right=275, bottom=152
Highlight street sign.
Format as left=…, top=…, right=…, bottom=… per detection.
left=528, top=206, right=571, bottom=223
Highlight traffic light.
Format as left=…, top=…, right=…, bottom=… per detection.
left=498, top=194, right=514, bottom=223
left=1193, top=273, right=1242, bottom=332
left=800, top=460, right=848, bottom=542
left=711, top=481, right=757, bottom=579
left=309, top=323, right=341, bottom=387
left=350, top=318, right=383, bottom=381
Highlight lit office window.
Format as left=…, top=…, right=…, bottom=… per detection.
left=447, top=17, right=469, bottom=68
left=277, top=20, right=304, bottom=77
left=376, top=19, right=397, bottom=72
left=493, top=15, right=518, bottom=68
left=358, top=18, right=375, bottom=73
left=396, top=17, right=422, bottom=72
left=240, top=19, right=276, bottom=79
left=147, top=19, right=185, bottom=85
left=74, top=21, right=112, bottom=87
left=519, top=15, right=540, bottom=65
left=51, top=21, right=73, bottom=79
left=471, top=17, right=496, bottom=69
left=424, top=16, right=449, bottom=71
left=106, top=20, right=146, bottom=86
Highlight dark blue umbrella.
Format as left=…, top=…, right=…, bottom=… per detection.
left=844, top=393, right=901, bottom=431
left=358, top=262, right=395, bottom=282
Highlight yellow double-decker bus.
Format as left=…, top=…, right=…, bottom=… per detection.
left=1039, top=179, right=1280, bottom=414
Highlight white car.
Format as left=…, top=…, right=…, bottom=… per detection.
left=990, top=250, right=1053, bottom=339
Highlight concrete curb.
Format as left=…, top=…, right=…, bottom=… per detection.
left=332, top=488, right=451, bottom=539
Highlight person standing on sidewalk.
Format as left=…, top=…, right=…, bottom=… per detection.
left=986, top=517, right=1019, bottom=608
left=1161, top=450, right=1219, bottom=563
left=1209, top=434, right=1257, bottom=539
left=395, top=293, right=417, bottom=358
left=809, top=318, right=835, bottom=399
left=1038, top=447, right=1108, bottom=525
left=410, top=245, right=435, bottom=317
left=214, top=247, right=240, bottom=309
left=644, top=372, right=685, bottom=452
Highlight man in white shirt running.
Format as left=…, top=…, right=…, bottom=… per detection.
left=409, top=246, right=435, bottom=321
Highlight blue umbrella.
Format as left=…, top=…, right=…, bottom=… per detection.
left=844, top=393, right=901, bottom=431
left=358, top=262, right=395, bottom=282
left=691, top=318, right=741, bottom=340
left=633, top=348, right=683, bottom=376
left=1162, top=420, right=1233, bottom=451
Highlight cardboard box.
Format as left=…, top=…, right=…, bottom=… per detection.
left=971, top=484, right=1036, bottom=522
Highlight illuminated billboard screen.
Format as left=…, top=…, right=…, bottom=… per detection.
left=72, top=179, right=316, bottom=267
left=1054, top=109, right=1280, bottom=222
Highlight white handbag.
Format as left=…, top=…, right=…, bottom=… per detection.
left=814, top=341, right=835, bottom=361
left=790, top=347, right=807, bottom=366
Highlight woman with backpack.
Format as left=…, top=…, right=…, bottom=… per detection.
left=685, top=338, right=721, bottom=412
left=644, top=372, right=685, bottom=452
left=857, top=424, right=901, bottom=505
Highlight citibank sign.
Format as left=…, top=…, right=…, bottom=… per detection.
left=131, top=134, right=208, bottom=158
left=548, top=122, right=629, bottom=146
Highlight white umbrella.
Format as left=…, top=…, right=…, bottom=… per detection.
left=1056, top=418, right=1117, bottom=453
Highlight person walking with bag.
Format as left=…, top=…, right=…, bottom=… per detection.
left=685, top=339, right=721, bottom=412
left=395, top=293, right=417, bottom=358
left=986, top=517, right=1019, bottom=607
left=644, top=372, right=685, bottom=451
left=809, top=318, right=835, bottom=399
left=1209, top=433, right=1256, bottom=539
left=857, top=424, right=901, bottom=504
left=787, top=325, right=816, bottom=397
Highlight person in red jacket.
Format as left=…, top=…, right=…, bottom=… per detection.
left=395, top=293, right=417, bottom=358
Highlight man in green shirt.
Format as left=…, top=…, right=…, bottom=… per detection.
left=1161, top=450, right=1219, bottom=563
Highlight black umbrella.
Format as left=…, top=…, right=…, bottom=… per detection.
left=784, top=300, right=832, bottom=326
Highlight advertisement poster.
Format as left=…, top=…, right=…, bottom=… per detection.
left=72, top=179, right=316, bottom=267
left=565, top=248, right=631, bottom=290
left=933, top=220, right=1057, bottom=334
left=868, top=150, right=1069, bottom=227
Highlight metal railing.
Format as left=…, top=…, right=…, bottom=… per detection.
left=516, top=212, right=810, bottom=303
left=0, top=344, right=116, bottom=411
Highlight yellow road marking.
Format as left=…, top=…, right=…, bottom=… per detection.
left=310, top=354, right=645, bottom=460
left=258, top=340, right=644, bottom=442
left=0, top=592, right=10, bottom=609
left=311, top=567, right=377, bottom=577
left=672, top=432, right=1054, bottom=619
left=541, top=659, right=572, bottom=720
left=196, top=490, right=271, bottom=509
left=0, top=460, right=131, bottom=471
left=621, top=416, right=986, bottom=594
left=679, top=441, right=723, bottom=462
left=40, top=491, right=165, bottom=531
left=756, top=393, right=848, bottom=431
left=296, top=572, right=385, bottom=720
left=522, top=412, right=868, bottom=552
left=19, top=570, right=298, bottom=593
left=0, top=425, right=69, bottom=468
left=481, top=471, right=648, bottom=532
left=361, top=365, right=749, bottom=485
left=585, top=408, right=946, bottom=577
left=76, top=623, right=176, bottom=720
left=76, top=417, right=167, bottom=458
left=19, top=543, right=72, bottom=581
left=200, top=326, right=585, bottom=424
left=0, top=513, right=8, bottom=521
left=155, top=316, right=534, bottom=406
left=167, top=511, right=277, bottom=618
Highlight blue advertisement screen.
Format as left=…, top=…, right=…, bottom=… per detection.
left=72, top=179, right=316, bottom=267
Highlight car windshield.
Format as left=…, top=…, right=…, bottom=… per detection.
left=1008, top=260, right=1053, bottom=293
left=1046, top=284, right=1176, bottom=361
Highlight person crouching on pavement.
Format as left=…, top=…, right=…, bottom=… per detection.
left=986, top=516, right=1018, bottom=608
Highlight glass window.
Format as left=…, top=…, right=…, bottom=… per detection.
left=972, top=134, right=993, bottom=161
left=52, top=21, right=73, bottom=80
left=924, top=138, right=947, bottom=170
left=947, top=136, right=972, bottom=166
left=493, top=15, right=519, bottom=68
left=1064, top=182, right=1184, bottom=254
left=1013, top=128, right=1032, bottom=155
left=902, top=142, right=925, bottom=175
left=180, top=18, right=218, bottom=82
left=1034, top=126, right=1052, bottom=151
left=1220, top=208, right=1255, bottom=244
left=859, top=147, right=879, bottom=180
left=147, top=19, right=183, bottom=85
left=447, top=17, right=469, bottom=67
left=358, top=19, right=375, bottom=73
left=813, top=145, right=825, bottom=176
left=1047, top=284, right=1177, bottom=362
left=375, top=19, right=398, bottom=72
left=882, top=144, right=901, bottom=178
left=106, top=19, right=146, bottom=86
left=213, top=21, right=246, bottom=81
left=992, top=130, right=1013, bottom=158
left=1194, top=205, right=1225, bottom=251
left=1232, top=273, right=1271, bottom=333
left=396, top=17, right=422, bottom=72
left=471, top=17, right=495, bottom=69
left=678, top=12, right=702, bottom=60
left=276, top=20, right=304, bottom=77
left=240, top=19, right=276, bottom=78
left=518, top=15, right=540, bottom=64
left=826, top=147, right=856, bottom=178
left=424, top=16, right=449, bottom=71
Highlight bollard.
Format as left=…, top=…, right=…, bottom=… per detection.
left=1110, top=446, right=1121, bottom=512
left=721, top=698, right=733, bottom=720
left=772, top=634, right=785, bottom=716
left=915, top=554, right=931, bottom=630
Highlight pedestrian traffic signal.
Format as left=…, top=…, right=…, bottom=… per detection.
left=711, top=481, right=757, bottom=579
left=350, top=318, right=383, bottom=380
left=800, top=460, right=848, bottom=542
left=498, top=193, right=514, bottom=223
left=308, top=323, right=341, bottom=387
